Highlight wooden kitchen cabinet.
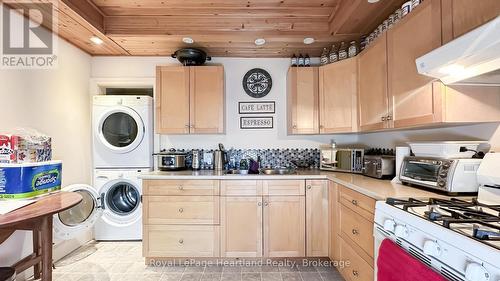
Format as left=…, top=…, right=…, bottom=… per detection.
left=220, top=196, right=263, bottom=257
left=264, top=195, right=305, bottom=257
left=189, top=66, right=225, bottom=134
left=338, top=236, right=374, bottom=281
left=156, top=66, right=190, bottom=134
left=306, top=180, right=329, bottom=257
left=442, top=0, right=500, bottom=40
left=143, top=195, right=219, bottom=225
left=287, top=67, right=319, bottom=134
left=387, top=0, right=443, bottom=128
left=319, top=58, right=358, bottom=133
left=155, top=65, right=224, bottom=134
left=357, top=33, right=389, bottom=131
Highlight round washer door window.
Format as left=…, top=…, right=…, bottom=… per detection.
left=106, top=182, right=140, bottom=216
left=58, top=190, right=96, bottom=226
left=98, top=107, right=145, bottom=154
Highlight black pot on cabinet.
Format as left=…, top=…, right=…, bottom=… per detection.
left=171, top=48, right=211, bottom=66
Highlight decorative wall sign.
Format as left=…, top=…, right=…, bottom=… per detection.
left=242, top=68, right=272, bottom=98
left=239, top=101, right=275, bottom=114
left=240, top=116, right=274, bottom=129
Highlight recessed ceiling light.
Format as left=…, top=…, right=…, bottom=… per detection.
left=303, top=37, right=315, bottom=45
left=367, top=0, right=380, bottom=3
left=254, top=38, right=266, bottom=46
left=182, top=37, right=194, bottom=44
left=90, top=36, right=103, bottom=45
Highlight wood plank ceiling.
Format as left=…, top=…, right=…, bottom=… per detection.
left=2, top=0, right=406, bottom=57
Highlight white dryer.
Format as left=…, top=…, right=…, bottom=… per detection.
left=53, top=169, right=145, bottom=241
left=92, top=95, right=153, bottom=169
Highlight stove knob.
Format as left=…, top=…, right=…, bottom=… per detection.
left=465, top=262, right=490, bottom=281
left=394, top=225, right=409, bottom=238
left=422, top=240, right=441, bottom=257
left=383, top=219, right=396, bottom=232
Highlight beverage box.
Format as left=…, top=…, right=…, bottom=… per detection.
left=0, top=160, right=62, bottom=199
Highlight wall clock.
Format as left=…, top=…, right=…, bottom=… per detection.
left=242, top=68, right=272, bottom=98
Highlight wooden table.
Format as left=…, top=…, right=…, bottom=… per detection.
left=0, top=192, right=82, bottom=281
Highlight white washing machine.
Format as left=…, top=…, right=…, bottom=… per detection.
left=92, top=95, right=153, bottom=169
left=52, top=169, right=145, bottom=241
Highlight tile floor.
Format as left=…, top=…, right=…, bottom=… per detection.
left=43, top=241, right=345, bottom=281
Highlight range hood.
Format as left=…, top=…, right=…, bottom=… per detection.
left=416, top=16, right=500, bottom=85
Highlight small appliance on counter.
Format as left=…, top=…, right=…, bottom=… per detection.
left=191, top=149, right=200, bottom=170
left=154, top=149, right=187, bottom=171
left=214, top=143, right=228, bottom=171
left=362, top=148, right=396, bottom=179
left=399, top=141, right=488, bottom=194
left=320, top=144, right=364, bottom=173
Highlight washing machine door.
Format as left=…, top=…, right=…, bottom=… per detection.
left=53, top=184, right=103, bottom=240
left=97, top=106, right=145, bottom=154
left=99, top=179, right=141, bottom=227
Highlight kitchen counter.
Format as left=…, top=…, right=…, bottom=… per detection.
left=139, top=169, right=443, bottom=200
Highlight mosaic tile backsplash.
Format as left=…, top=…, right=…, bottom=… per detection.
left=172, top=148, right=320, bottom=170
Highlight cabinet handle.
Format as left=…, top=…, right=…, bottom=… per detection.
left=386, top=115, right=392, bottom=120
left=178, top=208, right=184, bottom=213
left=178, top=186, right=184, bottom=190
left=258, top=202, right=262, bottom=206
left=319, top=125, right=324, bottom=129
left=264, top=202, right=269, bottom=206
left=381, top=116, right=387, bottom=121
left=190, top=124, right=194, bottom=128
left=352, top=270, right=359, bottom=277
left=292, top=125, right=297, bottom=129
left=179, top=239, right=184, bottom=244
left=352, top=229, right=359, bottom=235
left=351, top=199, right=358, bottom=206
left=307, top=185, right=312, bottom=190
left=185, top=124, right=189, bottom=128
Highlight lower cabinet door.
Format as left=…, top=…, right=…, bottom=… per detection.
left=306, top=180, right=329, bottom=257
left=220, top=196, right=263, bottom=257
left=263, top=196, right=305, bottom=257
left=339, top=236, right=374, bottom=281
left=143, top=225, right=220, bottom=257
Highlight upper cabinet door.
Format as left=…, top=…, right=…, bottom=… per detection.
left=156, top=66, right=190, bottom=134
left=287, top=67, right=319, bottom=134
left=387, top=0, right=443, bottom=128
left=358, top=33, right=389, bottom=131
left=447, top=0, right=500, bottom=39
left=190, top=66, right=225, bottom=134
left=319, top=58, right=358, bottom=134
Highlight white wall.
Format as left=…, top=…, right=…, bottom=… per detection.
left=0, top=34, right=92, bottom=274
left=91, top=57, right=357, bottom=150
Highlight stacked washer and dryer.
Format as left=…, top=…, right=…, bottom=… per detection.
left=53, top=95, right=153, bottom=241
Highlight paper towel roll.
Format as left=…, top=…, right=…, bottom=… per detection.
left=392, top=146, right=411, bottom=183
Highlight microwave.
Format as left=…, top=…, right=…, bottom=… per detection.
left=400, top=156, right=482, bottom=194
left=320, top=147, right=364, bottom=173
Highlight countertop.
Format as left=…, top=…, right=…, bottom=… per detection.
left=139, top=169, right=444, bottom=200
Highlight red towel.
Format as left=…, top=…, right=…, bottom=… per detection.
left=377, top=239, right=447, bottom=281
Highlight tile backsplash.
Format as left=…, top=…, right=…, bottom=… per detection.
left=173, top=148, right=320, bottom=170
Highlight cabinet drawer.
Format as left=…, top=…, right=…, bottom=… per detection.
left=339, top=236, right=373, bottom=281
left=263, top=180, right=305, bottom=196
left=339, top=186, right=375, bottom=221
left=143, top=225, right=219, bottom=257
left=143, top=196, right=219, bottom=224
left=143, top=180, right=219, bottom=196
left=221, top=180, right=263, bottom=196
left=340, top=205, right=374, bottom=258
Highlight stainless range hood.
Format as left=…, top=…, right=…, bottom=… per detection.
left=416, top=16, right=500, bottom=86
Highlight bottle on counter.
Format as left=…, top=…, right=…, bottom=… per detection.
left=298, top=54, right=305, bottom=67
left=338, top=42, right=348, bottom=61
left=291, top=54, right=297, bottom=67
left=348, top=41, right=359, bottom=58
left=304, top=54, right=311, bottom=67
left=328, top=44, right=338, bottom=63
left=320, top=48, right=329, bottom=65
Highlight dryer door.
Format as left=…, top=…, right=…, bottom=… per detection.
left=97, top=106, right=145, bottom=154
left=53, top=184, right=103, bottom=240
left=99, top=179, right=141, bottom=227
